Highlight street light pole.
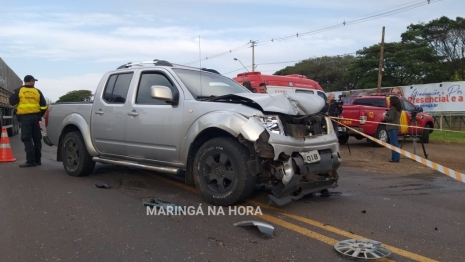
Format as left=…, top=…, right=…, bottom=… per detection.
left=234, top=58, right=249, bottom=72
left=250, top=40, right=257, bottom=72
left=377, top=26, right=385, bottom=93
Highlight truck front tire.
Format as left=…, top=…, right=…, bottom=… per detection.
left=193, top=137, right=256, bottom=206
left=62, top=131, right=95, bottom=177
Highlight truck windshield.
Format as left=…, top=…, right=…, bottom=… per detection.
left=172, top=68, right=250, bottom=98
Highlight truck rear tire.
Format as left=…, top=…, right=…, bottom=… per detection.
left=421, top=123, right=431, bottom=143
left=193, top=137, right=256, bottom=206
left=373, top=125, right=388, bottom=147
left=6, top=113, right=19, bottom=137
left=62, top=131, right=95, bottom=177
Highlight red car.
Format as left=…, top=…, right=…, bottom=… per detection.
left=339, top=93, right=434, bottom=146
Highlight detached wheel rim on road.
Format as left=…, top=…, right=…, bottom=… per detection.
left=202, top=152, right=236, bottom=193
left=334, top=239, right=392, bottom=260
left=64, top=138, right=80, bottom=171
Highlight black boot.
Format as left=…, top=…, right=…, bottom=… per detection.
left=20, top=162, right=36, bottom=168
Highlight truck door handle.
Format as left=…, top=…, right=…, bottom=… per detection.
left=95, top=110, right=104, bottom=115
left=128, top=110, right=139, bottom=116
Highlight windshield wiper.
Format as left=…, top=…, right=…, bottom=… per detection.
left=197, top=94, right=237, bottom=101
left=196, top=95, right=217, bottom=101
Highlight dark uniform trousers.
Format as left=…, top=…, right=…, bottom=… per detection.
left=20, top=113, right=42, bottom=164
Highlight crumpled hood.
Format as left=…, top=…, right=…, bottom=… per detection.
left=232, top=92, right=326, bottom=115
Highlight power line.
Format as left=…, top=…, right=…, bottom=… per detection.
left=186, top=0, right=440, bottom=64
left=256, top=0, right=441, bottom=46
left=183, top=42, right=251, bottom=65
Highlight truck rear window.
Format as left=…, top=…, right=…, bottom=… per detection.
left=353, top=98, right=386, bottom=107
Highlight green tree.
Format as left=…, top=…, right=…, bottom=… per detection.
left=401, top=16, right=465, bottom=81
left=274, top=55, right=356, bottom=91
left=56, top=90, right=93, bottom=102
left=345, top=42, right=441, bottom=89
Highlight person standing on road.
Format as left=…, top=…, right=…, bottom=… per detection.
left=384, top=96, right=402, bottom=163
left=258, top=83, right=267, bottom=94
left=321, top=93, right=343, bottom=137
left=9, top=75, right=47, bottom=167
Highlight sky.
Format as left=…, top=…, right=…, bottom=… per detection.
left=1, top=0, right=464, bottom=101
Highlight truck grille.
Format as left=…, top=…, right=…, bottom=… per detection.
left=281, top=115, right=326, bottom=138
left=285, top=124, right=307, bottom=137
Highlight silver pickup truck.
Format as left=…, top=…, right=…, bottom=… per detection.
left=45, top=59, right=341, bottom=206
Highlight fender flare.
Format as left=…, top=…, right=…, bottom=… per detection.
left=59, top=113, right=99, bottom=156
left=180, top=111, right=265, bottom=164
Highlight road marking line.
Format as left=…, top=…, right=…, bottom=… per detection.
left=151, top=175, right=437, bottom=262
left=248, top=200, right=437, bottom=262
left=257, top=213, right=394, bottom=262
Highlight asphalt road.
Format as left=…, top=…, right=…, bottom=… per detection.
left=1, top=134, right=464, bottom=262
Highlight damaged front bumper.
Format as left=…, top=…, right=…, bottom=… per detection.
left=241, top=116, right=341, bottom=206
left=267, top=134, right=341, bottom=206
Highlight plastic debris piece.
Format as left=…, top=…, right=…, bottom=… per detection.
left=142, top=198, right=183, bottom=210
left=334, top=239, right=392, bottom=260
left=95, top=183, right=111, bottom=189
left=234, top=220, right=274, bottom=238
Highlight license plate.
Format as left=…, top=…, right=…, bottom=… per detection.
left=338, top=127, right=346, bottom=131
left=299, top=150, right=321, bottom=164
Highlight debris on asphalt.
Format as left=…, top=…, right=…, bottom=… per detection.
left=362, top=210, right=367, bottom=213
left=435, top=227, right=438, bottom=231
left=208, top=237, right=225, bottom=247
left=234, top=220, right=274, bottom=238
left=94, top=183, right=111, bottom=189
left=334, top=239, right=392, bottom=260
left=142, top=198, right=183, bottom=210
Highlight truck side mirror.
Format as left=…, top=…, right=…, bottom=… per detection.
left=151, top=85, right=174, bottom=102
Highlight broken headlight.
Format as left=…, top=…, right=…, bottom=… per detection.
left=256, top=115, right=285, bottom=135
left=325, top=116, right=335, bottom=134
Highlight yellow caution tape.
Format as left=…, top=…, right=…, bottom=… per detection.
left=332, top=116, right=465, bottom=134
left=337, top=121, right=465, bottom=184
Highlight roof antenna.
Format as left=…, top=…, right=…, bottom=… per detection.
left=199, top=35, right=201, bottom=70
left=199, top=35, right=202, bottom=97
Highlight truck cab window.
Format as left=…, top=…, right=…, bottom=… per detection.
left=103, top=73, right=133, bottom=104
left=354, top=98, right=386, bottom=107
left=401, top=99, right=416, bottom=112
left=136, top=72, right=176, bottom=105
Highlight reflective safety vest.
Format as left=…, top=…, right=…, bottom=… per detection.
left=17, top=87, right=45, bottom=115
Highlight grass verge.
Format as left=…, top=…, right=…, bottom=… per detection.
left=430, top=130, right=465, bottom=144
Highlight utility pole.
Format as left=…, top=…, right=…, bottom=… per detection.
left=250, top=40, right=257, bottom=72
left=377, top=26, right=385, bottom=93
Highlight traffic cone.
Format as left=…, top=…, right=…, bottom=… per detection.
left=0, top=127, right=16, bottom=162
